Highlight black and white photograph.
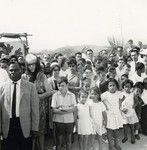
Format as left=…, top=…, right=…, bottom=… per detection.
left=0, top=0, right=147, bottom=150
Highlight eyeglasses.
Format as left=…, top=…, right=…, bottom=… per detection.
left=69, top=65, right=76, bottom=68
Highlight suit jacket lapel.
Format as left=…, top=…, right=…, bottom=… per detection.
left=20, top=79, right=25, bottom=102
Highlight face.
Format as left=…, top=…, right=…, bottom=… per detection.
left=63, top=61, right=68, bottom=69
left=10, top=58, right=17, bottom=63
left=118, top=60, right=124, bottom=67
left=125, top=67, right=131, bottom=75
left=52, top=66, right=60, bottom=77
left=18, top=56, right=24, bottom=64
left=79, top=93, right=88, bottom=104
left=82, top=82, right=91, bottom=92
left=28, top=63, right=36, bottom=73
left=124, top=83, right=131, bottom=93
left=117, top=48, right=123, bottom=56
left=69, top=64, right=76, bottom=73
left=131, top=52, right=138, bottom=61
left=134, top=88, right=142, bottom=96
left=0, top=62, right=8, bottom=69
left=108, top=81, right=117, bottom=93
left=44, top=64, right=50, bottom=74
left=58, top=82, right=68, bottom=94
left=142, top=55, right=147, bottom=64
left=84, top=69, right=92, bottom=79
left=86, top=51, right=93, bottom=60
left=76, top=54, right=82, bottom=62
left=89, top=90, right=100, bottom=102
left=8, top=63, right=22, bottom=81
left=96, top=70, right=105, bottom=81
left=109, top=70, right=116, bottom=78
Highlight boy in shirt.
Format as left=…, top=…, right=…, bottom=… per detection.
left=51, top=76, right=77, bottom=150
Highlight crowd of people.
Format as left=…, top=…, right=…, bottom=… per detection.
left=0, top=39, right=147, bottom=150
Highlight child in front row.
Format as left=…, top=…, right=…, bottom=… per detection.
left=77, top=90, right=93, bottom=150
left=101, top=78, right=123, bottom=150
left=89, top=87, right=107, bottom=150
left=121, top=79, right=139, bottom=144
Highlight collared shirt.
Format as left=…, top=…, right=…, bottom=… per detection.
left=10, top=79, right=21, bottom=118
left=0, top=68, right=9, bottom=85
left=51, top=90, right=76, bottom=123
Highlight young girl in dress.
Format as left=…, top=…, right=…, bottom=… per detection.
left=89, top=87, right=107, bottom=150
left=77, top=90, right=93, bottom=150
left=101, top=78, right=123, bottom=150
left=121, top=79, right=139, bottom=144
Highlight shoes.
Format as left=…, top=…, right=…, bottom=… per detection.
left=131, top=137, right=135, bottom=144
left=122, top=138, right=128, bottom=143
left=135, top=134, right=140, bottom=140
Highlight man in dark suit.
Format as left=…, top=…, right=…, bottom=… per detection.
left=0, top=62, right=39, bottom=150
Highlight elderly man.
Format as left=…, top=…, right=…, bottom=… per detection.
left=0, top=62, right=39, bottom=150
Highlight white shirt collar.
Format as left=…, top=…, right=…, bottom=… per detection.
left=11, top=79, right=21, bottom=86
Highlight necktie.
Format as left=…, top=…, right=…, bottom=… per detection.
left=54, top=80, right=58, bottom=90
left=12, top=82, right=17, bottom=118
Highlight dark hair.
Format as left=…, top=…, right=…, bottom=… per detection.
left=107, top=78, right=119, bottom=90
left=94, top=56, right=103, bottom=64
left=83, top=64, right=93, bottom=72
left=68, top=58, right=77, bottom=66
left=134, top=82, right=144, bottom=94
left=135, top=62, right=145, bottom=71
left=117, top=46, right=123, bottom=50
left=130, top=48, right=140, bottom=55
left=58, top=76, right=68, bottom=84
left=126, top=63, right=131, bottom=68
left=122, top=79, right=134, bottom=89
left=108, top=66, right=116, bottom=73
left=60, top=57, right=67, bottom=68
left=90, top=87, right=101, bottom=101
left=86, top=49, right=93, bottom=54
left=95, top=65, right=105, bottom=73
left=75, top=52, right=82, bottom=56
left=121, top=74, right=128, bottom=79
left=78, top=58, right=86, bottom=65
left=8, top=61, right=21, bottom=68
left=79, top=89, right=89, bottom=97
left=9, top=55, right=18, bottom=62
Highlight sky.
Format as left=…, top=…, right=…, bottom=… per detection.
left=0, top=0, right=147, bottom=52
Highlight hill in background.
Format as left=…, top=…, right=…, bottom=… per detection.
left=35, top=44, right=110, bottom=57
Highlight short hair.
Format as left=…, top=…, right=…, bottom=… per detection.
left=60, top=57, right=67, bottom=68
left=121, top=74, right=129, bottom=79
left=9, top=55, right=18, bottom=62
left=75, top=52, right=82, bottom=56
left=8, top=61, right=21, bottom=68
left=79, top=89, right=89, bottom=97
left=126, top=63, right=131, bottom=68
left=78, top=58, right=86, bottom=65
left=130, top=47, right=140, bottom=55
left=108, top=66, right=116, bottom=73
left=107, top=78, right=119, bottom=89
left=68, top=58, right=77, bottom=66
left=122, top=79, right=134, bottom=89
left=135, top=62, right=145, bottom=71
left=86, top=49, right=93, bottom=54
left=95, top=65, right=105, bottom=72
left=134, top=82, right=144, bottom=93
left=57, top=76, right=68, bottom=84
left=83, top=64, right=93, bottom=72
left=117, top=46, right=123, bottom=50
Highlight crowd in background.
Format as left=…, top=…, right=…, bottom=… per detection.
left=0, top=39, right=147, bottom=150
